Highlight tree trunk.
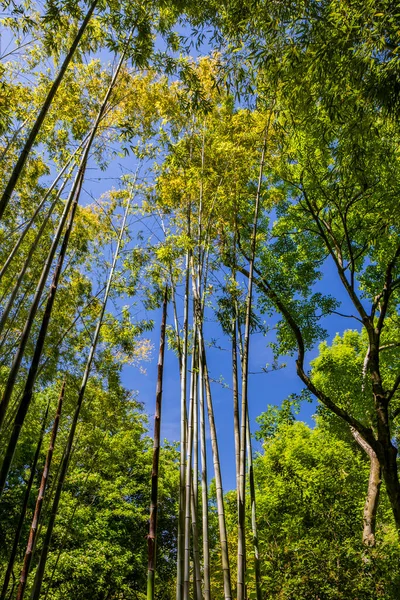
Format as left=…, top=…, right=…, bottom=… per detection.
left=0, top=402, right=50, bottom=600
left=350, top=427, right=381, bottom=546
left=29, top=185, right=131, bottom=600
left=16, top=382, right=65, bottom=600
left=147, top=287, right=168, bottom=600
left=368, top=339, right=400, bottom=534
left=364, top=454, right=381, bottom=546
left=377, top=442, right=400, bottom=533
left=0, top=0, right=98, bottom=220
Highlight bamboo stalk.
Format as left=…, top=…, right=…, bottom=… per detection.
left=199, top=354, right=211, bottom=600
left=183, top=330, right=197, bottom=600
left=0, top=134, right=88, bottom=284
left=0, top=47, right=129, bottom=490
left=177, top=251, right=190, bottom=600
left=198, top=330, right=232, bottom=600
left=147, top=286, right=168, bottom=600
left=237, top=138, right=266, bottom=600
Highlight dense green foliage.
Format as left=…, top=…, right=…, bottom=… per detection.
left=254, top=420, right=400, bottom=599
left=0, top=379, right=179, bottom=599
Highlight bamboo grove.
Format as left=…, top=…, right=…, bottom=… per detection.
left=0, top=0, right=400, bottom=598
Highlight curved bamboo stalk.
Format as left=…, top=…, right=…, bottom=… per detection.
left=0, top=165, right=75, bottom=340
left=0, top=169, right=83, bottom=497
left=0, top=134, right=88, bottom=284
left=0, top=44, right=129, bottom=458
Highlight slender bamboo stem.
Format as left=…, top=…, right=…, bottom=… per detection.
left=147, top=286, right=168, bottom=600
left=0, top=162, right=76, bottom=341
left=0, top=46, right=129, bottom=476
left=246, top=412, right=261, bottom=600
left=193, top=353, right=199, bottom=516
left=191, top=471, right=202, bottom=600
left=0, top=169, right=84, bottom=498
left=198, top=330, right=232, bottom=600
left=232, top=319, right=240, bottom=490
left=237, top=138, right=266, bottom=600
left=0, top=135, right=88, bottom=284
left=0, top=179, right=78, bottom=433
left=199, top=354, right=211, bottom=600
left=183, top=331, right=197, bottom=600
left=176, top=251, right=189, bottom=600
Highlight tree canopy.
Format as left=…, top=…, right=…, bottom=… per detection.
left=0, top=0, right=399, bottom=598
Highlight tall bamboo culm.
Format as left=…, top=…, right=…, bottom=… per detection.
left=0, top=44, right=130, bottom=496
left=237, top=137, right=267, bottom=600
left=147, top=286, right=168, bottom=600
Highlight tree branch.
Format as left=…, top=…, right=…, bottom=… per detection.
left=387, top=372, right=400, bottom=405
left=301, top=189, right=370, bottom=325
left=236, top=263, right=375, bottom=447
